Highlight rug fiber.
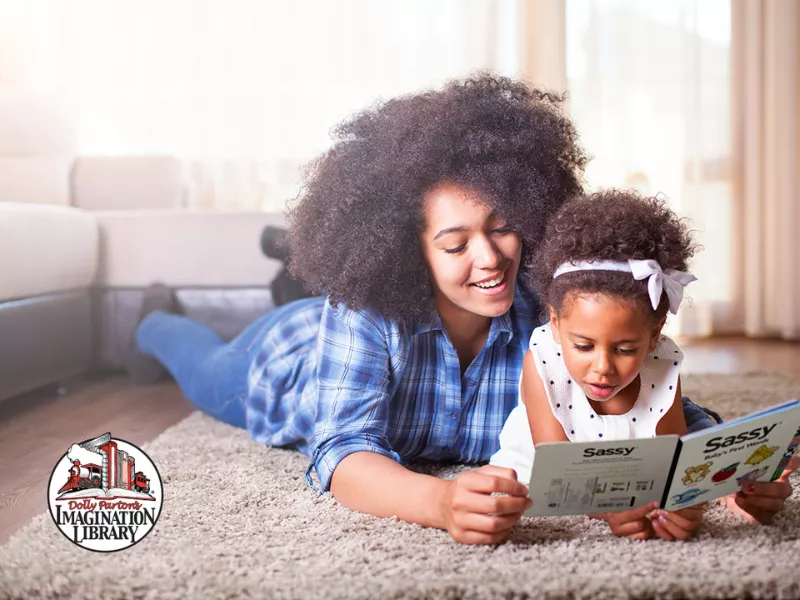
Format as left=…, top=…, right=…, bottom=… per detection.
left=2, top=373, right=800, bottom=600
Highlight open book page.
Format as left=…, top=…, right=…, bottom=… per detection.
left=56, top=487, right=156, bottom=501
left=662, top=400, right=800, bottom=511
left=526, top=436, right=680, bottom=517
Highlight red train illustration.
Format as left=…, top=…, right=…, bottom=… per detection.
left=132, top=471, right=151, bottom=493
left=58, top=461, right=104, bottom=492
left=58, top=434, right=151, bottom=495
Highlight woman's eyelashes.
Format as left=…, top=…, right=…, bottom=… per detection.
left=444, top=243, right=467, bottom=254
left=443, top=227, right=512, bottom=254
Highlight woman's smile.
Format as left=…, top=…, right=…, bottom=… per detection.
left=470, top=268, right=510, bottom=296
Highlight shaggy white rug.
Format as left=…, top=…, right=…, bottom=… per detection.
left=1, top=373, right=799, bottom=600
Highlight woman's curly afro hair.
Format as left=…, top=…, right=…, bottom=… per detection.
left=287, top=72, right=588, bottom=321
left=531, top=190, right=699, bottom=323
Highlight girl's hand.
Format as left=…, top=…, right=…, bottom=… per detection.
left=439, top=465, right=531, bottom=545
left=590, top=502, right=658, bottom=540
left=724, top=455, right=797, bottom=524
left=651, top=504, right=706, bottom=541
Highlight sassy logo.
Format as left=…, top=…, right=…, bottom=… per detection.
left=47, top=433, right=163, bottom=552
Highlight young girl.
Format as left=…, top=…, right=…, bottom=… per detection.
left=490, top=190, right=796, bottom=541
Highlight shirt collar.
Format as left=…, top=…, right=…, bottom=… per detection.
left=411, top=312, right=444, bottom=335
left=411, top=307, right=515, bottom=347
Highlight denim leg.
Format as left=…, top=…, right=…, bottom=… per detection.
left=135, top=296, right=324, bottom=429
left=683, top=397, right=723, bottom=433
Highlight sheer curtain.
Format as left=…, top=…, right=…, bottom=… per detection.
left=57, top=0, right=531, bottom=211
left=566, top=0, right=800, bottom=340
left=565, top=0, right=734, bottom=338
left=732, top=0, right=800, bottom=341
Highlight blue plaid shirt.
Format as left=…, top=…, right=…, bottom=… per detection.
left=246, top=287, right=541, bottom=492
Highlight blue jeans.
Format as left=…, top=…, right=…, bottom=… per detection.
left=135, top=296, right=324, bottom=429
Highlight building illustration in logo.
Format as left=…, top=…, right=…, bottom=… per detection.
left=55, top=433, right=153, bottom=499
left=48, top=433, right=163, bottom=552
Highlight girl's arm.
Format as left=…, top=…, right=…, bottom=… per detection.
left=521, top=350, right=569, bottom=444
left=655, top=376, right=688, bottom=435
left=331, top=453, right=530, bottom=545
left=651, top=375, right=705, bottom=541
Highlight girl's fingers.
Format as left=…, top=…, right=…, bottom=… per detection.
left=609, top=517, right=653, bottom=538
left=604, top=502, right=659, bottom=527
left=778, top=455, right=800, bottom=479
left=735, top=493, right=785, bottom=518
left=662, top=507, right=704, bottom=529
left=742, top=481, right=792, bottom=500
left=627, top=530, right=653, bottom=541
left=651, top=516, right=677, bottom=541
left=652, top=510, right=698, bottom=541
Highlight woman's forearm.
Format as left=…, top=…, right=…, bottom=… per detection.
left=329, top=451, right=449, bottom=529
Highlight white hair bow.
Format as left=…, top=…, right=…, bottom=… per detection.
left=552, top=259, right=697, bottom=314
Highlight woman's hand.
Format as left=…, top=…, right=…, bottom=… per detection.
left=723, top=455, right=797, bottom=524
left=590, top=502, right=658, bottom=541
left=439, top=465, right=531, bottom=545
left=651, top=504, right=706, bottom=541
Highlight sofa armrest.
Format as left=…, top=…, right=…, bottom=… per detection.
left=0, top=203, right=98, bottom=301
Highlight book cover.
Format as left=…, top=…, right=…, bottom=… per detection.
left=525, top=399, right=800, bottom=517
left=661, top=399, right=800, bottom=510
left=525, top=436, right=679, bottom=516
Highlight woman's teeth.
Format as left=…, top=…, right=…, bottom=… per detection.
left=473, top=274, right=504, bottom=288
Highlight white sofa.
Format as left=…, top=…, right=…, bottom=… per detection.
left=0, top=91, right=285, bottom=401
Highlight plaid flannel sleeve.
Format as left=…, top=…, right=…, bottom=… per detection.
left=307, top=301, right=402, bottom=492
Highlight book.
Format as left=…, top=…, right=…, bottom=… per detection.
left=525, top=399, right=800, bottom=516
left=56, top=487, right=155, bottom=502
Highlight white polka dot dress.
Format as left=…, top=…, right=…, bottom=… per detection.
left=490, top=323, right=683, bottom=484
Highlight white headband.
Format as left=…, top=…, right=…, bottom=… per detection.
left=552, top=259, right=697, bottom=315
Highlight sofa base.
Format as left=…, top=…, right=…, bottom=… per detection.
left=0, top=291, right=93, bottom=402
left=94, top=287, right=277, bottom=370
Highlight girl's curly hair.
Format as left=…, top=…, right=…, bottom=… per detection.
left=531, top=190, right=699, bottom=323
left=287, top=72, right=588, bottom=321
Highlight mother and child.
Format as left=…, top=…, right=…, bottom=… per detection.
left=130, top=74, right=795, bottom=544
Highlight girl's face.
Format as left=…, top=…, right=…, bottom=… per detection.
left=421, top=183, right=522, bottom=320
left=550, top=293, right=664, bottom=410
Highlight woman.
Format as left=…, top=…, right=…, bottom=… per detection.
left=132, top=74, right=725, bottom=544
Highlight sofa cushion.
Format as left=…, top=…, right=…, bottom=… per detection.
left=72, top=156, right=185, bottom=210
left=0, top=155, right=73, bottom=206
left=0, top=203, right=98, bottom=301
left=94, top=209, right=285, bottom=287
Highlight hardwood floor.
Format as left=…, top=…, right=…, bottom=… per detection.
left=0, top=375, right=193, bottom=544
left=0, top=337, right=797, bottom=545
left=678, top=336, right=800, bottom=380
